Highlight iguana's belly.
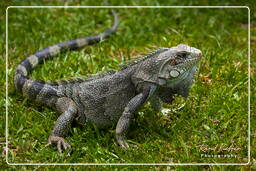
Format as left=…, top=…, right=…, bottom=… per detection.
left=74, top=73, right=136, bottom=128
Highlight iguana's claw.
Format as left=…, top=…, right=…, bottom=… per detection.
left=118, top=140, right=129, bottom=148
left=46, top=135, right=71, bottom=153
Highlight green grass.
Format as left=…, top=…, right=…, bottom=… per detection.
left=1, top=0, right=255, bottom=170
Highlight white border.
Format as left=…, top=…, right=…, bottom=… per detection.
left=6, top=6, right=250, bottom=166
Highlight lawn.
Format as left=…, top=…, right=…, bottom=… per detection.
left=1, top=0, right=255, bottom=170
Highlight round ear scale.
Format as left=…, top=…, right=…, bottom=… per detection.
left=169, top=69, right=180, bottom=77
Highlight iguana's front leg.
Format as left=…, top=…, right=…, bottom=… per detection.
left=46, top=97, right=77, bottom=152
left=116, top=84, right=156, bottom=148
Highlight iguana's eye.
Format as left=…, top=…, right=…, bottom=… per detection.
left=169, top=69, right=180, bottom=77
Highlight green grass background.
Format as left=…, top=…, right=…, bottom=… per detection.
left=1, top=0, right=255, bottom=170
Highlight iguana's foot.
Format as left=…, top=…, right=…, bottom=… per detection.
left=46, top=135, right=71, bottom=153
left=116, top=134, right=129, bottom=148
left=116, top=134, right=138, bottom=148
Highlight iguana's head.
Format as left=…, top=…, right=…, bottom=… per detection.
left=157, top=44, right=202, bottom=86
left=132, top=44, right=202, bottom=88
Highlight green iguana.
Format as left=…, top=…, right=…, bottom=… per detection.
left=14, top=11, right=202, bottom=152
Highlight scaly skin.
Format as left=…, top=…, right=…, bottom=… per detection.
left=14, top=11, right=202, bottom=152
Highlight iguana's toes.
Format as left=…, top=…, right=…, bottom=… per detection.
left=117, top=139, right=138, bottom=148
left=47, top=135, right=71, bottom=153
left=116, top=134, right=130, bottom=148
left=118, top=140, right=129, bottom=148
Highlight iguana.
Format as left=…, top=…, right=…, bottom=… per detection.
left=14, top=11, right=202, bottom=152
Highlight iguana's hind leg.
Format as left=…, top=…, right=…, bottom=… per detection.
left=46, top=97, right=77, bottom=152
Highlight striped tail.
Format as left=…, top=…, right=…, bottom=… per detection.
left=14, top=10, right=119, bottom=103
